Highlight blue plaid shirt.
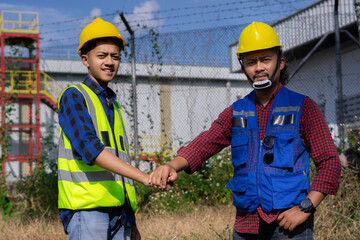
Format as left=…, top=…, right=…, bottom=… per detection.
left=58, top=76, right=135, bottom=234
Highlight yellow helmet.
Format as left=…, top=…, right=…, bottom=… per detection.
left=236, top=22, right=283, bottom=55
left=78, top=18, right=125, bottom=56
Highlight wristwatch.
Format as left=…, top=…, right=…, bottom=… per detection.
left=299, top=198, right=316, bottom=213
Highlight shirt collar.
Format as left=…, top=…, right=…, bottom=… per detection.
left=254, top=83, right=283, bottom=106
left=83, top=75, right=117, bottom=104
left=272, top=83, right=282, bottom=98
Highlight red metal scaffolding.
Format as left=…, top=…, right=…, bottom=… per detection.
left=0, top=11, right=58, bottom=177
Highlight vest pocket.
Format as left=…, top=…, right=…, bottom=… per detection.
left=271, top=170, right=309, bottom=209
left=226, top=174, right=250, bottom=209
left=231, top=135, right=249, bottom=168
left=270, top=133, right=295, bottom=168
left=101, top=131, right=111, bottom=147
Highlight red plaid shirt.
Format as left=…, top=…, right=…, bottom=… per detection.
left=177, top=85, right=341, bottom=234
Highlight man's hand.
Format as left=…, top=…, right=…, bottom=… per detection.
left=277, top=206, right=311, bottom=231
left=149, top=163, right=178, bottom=190
left=131, top=226, right=141, bottom=240
left=141, top=173, right=154, bottom=187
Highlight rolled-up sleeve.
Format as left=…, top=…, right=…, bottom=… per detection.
left=177, top=105, right=233, bottom=173
left=58, top=87, right=104, bottom=165
left=301, top=97, right=341, bottom=195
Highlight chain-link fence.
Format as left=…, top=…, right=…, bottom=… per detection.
left=38, top=0, right=360, bottom=162
left=112, top=0, right=359, bottom=157
left=3, top=0, right=360, bottom=177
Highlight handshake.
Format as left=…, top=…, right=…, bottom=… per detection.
left=137, top=156, right=189, bottom=190
left=146, top=163, right=178, bottom=190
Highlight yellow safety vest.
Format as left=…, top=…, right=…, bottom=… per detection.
left=57, top=83, right=137, bottom=212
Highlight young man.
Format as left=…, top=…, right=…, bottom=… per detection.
left=150, top=22, right=341, bottom=239
left=58, top=18, right=150, bottom=240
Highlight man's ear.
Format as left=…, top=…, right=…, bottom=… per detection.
left=81, top=54, right=90, bottom=67
left=279, top=57, right=285, bottom=71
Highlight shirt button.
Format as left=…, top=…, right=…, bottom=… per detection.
left=263, top=109, right=266, bottom=112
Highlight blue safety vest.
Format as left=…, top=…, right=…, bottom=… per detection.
left=227, top=87, right=310, bottom=213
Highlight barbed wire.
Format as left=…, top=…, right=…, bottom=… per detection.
left=41, top=36, right=78, bottom=43
left=39, top=4, right=307, bottom=41
left=38, top=12, right=251, bottom=42
left=38, top=8, right=321, bottom=44
left=38, top=11, right=117, bottom=27
left=38, top=0, right=329, bottom=44
left=40, top=5, right=245, bottom=35
left=38, top=1, right=244, bottom=26
left=39, top=0, right=308, bottom=27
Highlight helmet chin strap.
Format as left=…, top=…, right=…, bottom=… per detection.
left=252, top=79, right=272, bottom=89
left=238, top=50, right=281, bottom=90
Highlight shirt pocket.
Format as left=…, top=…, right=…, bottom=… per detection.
left=231, top=135, right=249, bottom=168
left=270, top=132, right=295, bottom=168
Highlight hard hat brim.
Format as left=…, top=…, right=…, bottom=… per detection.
left=236, top=45, right=283, bottom=56
left=78, top=35, right=125, bottom=56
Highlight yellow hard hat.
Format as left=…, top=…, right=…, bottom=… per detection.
left=78, top=18, right=125, bottom=56
left=236, top=22, right=283, bottom=55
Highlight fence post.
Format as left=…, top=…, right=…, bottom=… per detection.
left=355, top=0, right=360, bottom=40
left=334, top=0, right=344, bottom=143
left=120, top=13, right=139, bottom=169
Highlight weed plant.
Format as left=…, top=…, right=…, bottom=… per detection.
left=136, top=148, right=234, bottom=213
left=0, top=142, right=358, bottom=239
left=313, top=168, right=360, bottom=239
left=15, top=123, right=58, bottom=219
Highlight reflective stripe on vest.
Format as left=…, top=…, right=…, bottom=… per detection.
left=232, top=110, right=255, bottom=128
left=58, top=83, right=137, bottom=212
left=229, top=87, right=310, bottom=213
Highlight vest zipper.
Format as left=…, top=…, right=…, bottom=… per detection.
left=258, top=140, right=263, bottom=207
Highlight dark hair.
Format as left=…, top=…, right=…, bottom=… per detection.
left=80, top=37, right=124, bottom=55
left=280, top=61, right=289, bottom=85
left=276, top=48, right=290, bottom=85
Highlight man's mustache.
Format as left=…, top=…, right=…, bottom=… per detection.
left=252, top=72, right=269, bottom=79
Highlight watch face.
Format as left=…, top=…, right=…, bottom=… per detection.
left=300, top=198, right=315, bottom=213
left=301, top=198, right=312, bottom=209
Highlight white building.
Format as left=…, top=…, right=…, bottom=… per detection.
left=5, top=0, right=360, bottom=177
